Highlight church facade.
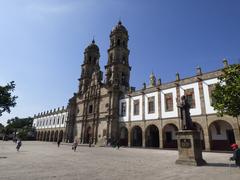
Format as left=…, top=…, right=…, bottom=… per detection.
left=34, top=21, right=240, bottom=151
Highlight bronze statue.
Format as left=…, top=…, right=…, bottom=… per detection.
left=178, top=95, right=194, bottom=130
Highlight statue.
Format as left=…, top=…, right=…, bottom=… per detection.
left=149, top=72, right=156, bottom=87
left=178, top=95, right=194, bottom=130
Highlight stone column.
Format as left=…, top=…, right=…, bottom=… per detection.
left=158, top=89, right=163, bottom=149
left=142, top=128, right=145, bottom=148
left=233, top=117, right=240, bottom=145
left=203, top=116, right=211, bottom=151
left=128, top=126, right=131, bottom=147
left=197, top=77, right=206, bottom=115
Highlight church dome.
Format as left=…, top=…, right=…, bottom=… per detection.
left=111, top=21, right=128, bottom=34
left=85, top=39, right=99, bottom=52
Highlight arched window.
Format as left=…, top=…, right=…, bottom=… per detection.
left=89, top=104, right=93, bottom=114
left=89, top=56, right=92, bottom=63
left=117, top=39, right=120, bottom=46
left=123, top=41, right=125, bottom=47
left=122, top=72, right=126, bottom=84
left=122, top=56, right=126, bottom=64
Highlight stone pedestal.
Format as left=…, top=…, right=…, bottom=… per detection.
left=175, top=130, right=207, bottom=166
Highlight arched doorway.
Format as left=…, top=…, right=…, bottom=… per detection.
left=43, top=131, right=47, bottom=141
left=131, top=126, right=142, bottom=147
left=54, top=131, right=58, bottom=142
left=40, top=132, right=43, bottom=141
left=209, top=120, right=235, bottom=151
left=47, top=131, right=50, bottom=141
left=59, top=130, right=64, bottom=142
left=193, top=122, right=205, bottom=150
left=163, top=124, right=178, bottom=148
left=50, top=131, right=54, bottom=142
left=119, top=127, right=128, bottom=146
left=145, top=124, right=159, bottom=148
left=84, top=127, right=92, bottom=144
left=36, top=132, right=40, bottom=140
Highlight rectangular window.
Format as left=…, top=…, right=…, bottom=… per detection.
left=133, top=99, right=140, bottom=115
left=148, top=96, right=155, bottom=114
left=184, top=88, right=195, bottom=108
left=62, top=116, right=64, bottom=124
left=165, top=93, right=173, bottom=111
left=208, top=84, right=216, bottom=105
left=120, top=102, right=126, bottom=117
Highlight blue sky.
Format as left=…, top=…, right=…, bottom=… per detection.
left=0, top=0, right=240, bottom=125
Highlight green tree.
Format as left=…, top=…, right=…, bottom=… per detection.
left=212, top=64, right=240, bottom=117
left=4, top=117, right=35, bottom=140
left=0, top=122, right=4, bottom=133
left=0, top=81, right=18, bottom=116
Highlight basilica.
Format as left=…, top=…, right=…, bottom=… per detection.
left=33, top=21, right=240, bottom=151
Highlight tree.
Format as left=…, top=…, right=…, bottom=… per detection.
left=4, top=117, right=35, bottom=140
left=0, top=122, right=4, bottom=133
left=212, top=64, right=240, bottom=117
left=0, top=81, right=18, bottom=116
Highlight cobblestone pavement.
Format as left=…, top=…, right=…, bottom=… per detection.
left=0, top=141, right=239, bottom=180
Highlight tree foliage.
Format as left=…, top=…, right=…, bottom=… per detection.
left=3, top=117, right=36, bottom=140
left=0, top=123, right=4, bottom=133
left=212, top=64, right=240, bottom=117
left=0, top=81, right=18, bottom=116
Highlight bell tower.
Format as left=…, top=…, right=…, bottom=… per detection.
left=105, top=21, right=131, bottom=143
left=79, top=40, right=100, bottom=94
left=105, top=21, right=131, bottom=92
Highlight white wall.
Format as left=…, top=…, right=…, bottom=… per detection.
left=131, top=95, right=143, bottom=121
left=144, top=92, right=159, bottom=120
left=161, top=88, right=178, bottom=118
left=119, top=98, right=129, bottom=122
left=33, top=111, right=68, bottom=130
left=203, top=78, right=219, bottom=114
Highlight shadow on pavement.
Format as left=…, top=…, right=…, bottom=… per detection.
left=206, top=162, right=236, bottom=167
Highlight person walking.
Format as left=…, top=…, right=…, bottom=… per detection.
left=72, top=140, right=78, bottom=152
left=116, top=139, right=120, bottom=149
left=16, top=139, right=22, bottom=152
left=89, top=138, right=92, bottom=147
left=57, top=139, right=61, bottom=147
left=229, top=144, right=240, bottom=167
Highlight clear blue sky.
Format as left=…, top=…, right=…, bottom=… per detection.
left=0, top=0, right=240, bottom=125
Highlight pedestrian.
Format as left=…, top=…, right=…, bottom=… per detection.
left=72, top=140, right=78, bottom=152
left=89, top=138, right=92, bottom=147
left=116, top=139, right=120, bottom=149
left=57, top=139, right=61, bottom=147
left=229, top=143, right=240, bottom=167
left=16, top=139, right=22, bottom=152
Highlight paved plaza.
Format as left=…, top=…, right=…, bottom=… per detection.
left=0, top=141, right=239, bottom=180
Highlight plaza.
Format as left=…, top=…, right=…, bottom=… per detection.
left=0, top=141, right=239, bottom=180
